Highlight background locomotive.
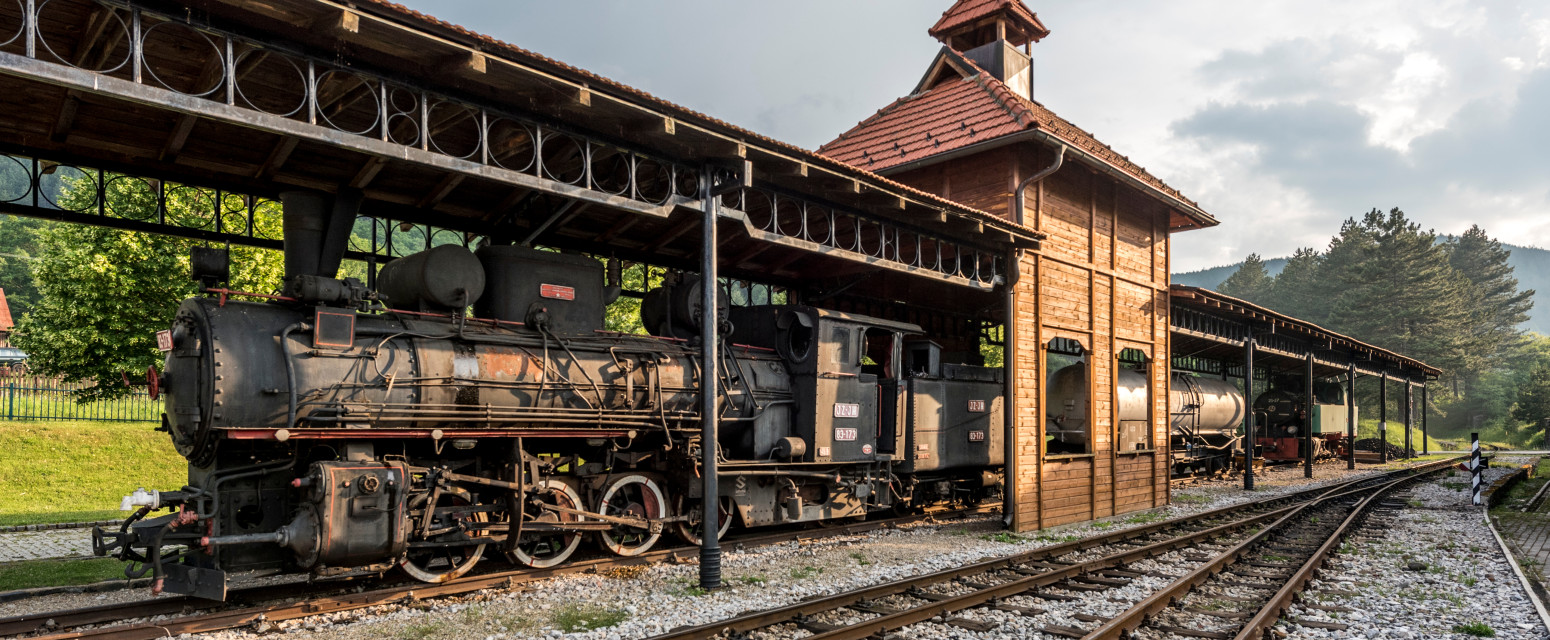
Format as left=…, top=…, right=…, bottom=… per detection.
left=95, top=191, right=1007, bottom=599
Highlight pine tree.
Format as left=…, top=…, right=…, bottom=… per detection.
left=1320, top=208, right=1472, bottom=377
left=1511, top=358, right=1550, bottom=448
left=1446, top=225, right=1534, bottom=387
left=1217, top=253, right=1273, bottom=304
left=1267, top=247, right=1324, bottom=321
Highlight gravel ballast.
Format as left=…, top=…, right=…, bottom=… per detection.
left=13, top=456, right=1535, bottom=640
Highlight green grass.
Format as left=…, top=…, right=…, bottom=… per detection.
left=0, top=557, right=127, bottom=591
left=982, top=532, right=1025, bottom=544
left=551, top=604, right=629, bottom=632
left=1452, top=621, right=1495, bottom=637
left=849, top=551, right=871, bottom=566
left=790, top=565, right=823, bottom=579
left=0, top=420, right=184, bottom=526
left=398, top=621, right=444, bottom=640
left=1355, top=418, right=1452, bottom=451
left=1171, top=493, right=1210, bottom=505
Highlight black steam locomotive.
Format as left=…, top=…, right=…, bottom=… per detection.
left=95, top=192, right=1005, bottom=599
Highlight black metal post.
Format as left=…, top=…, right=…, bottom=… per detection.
left=1243, top=333, right=1255, bottom=491
left=1403, top=380, right=1413, bottom=459
left=1002, top=248, right=1018, bottom=528
left=698, top=168, right=721, bottom=591
left=1379, top=371, right=1388, bottom=464
left=1304, top=352, right=1314, bottom=478
left=1422, top=383, right=1429, bottom=455
left=1347, top=362, right=1356, bottom=469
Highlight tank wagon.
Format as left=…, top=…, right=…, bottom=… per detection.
left=94, top=194, right=1005, bottom=599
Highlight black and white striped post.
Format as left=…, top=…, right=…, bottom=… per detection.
left=1470, top=432, right=1482, bottom=506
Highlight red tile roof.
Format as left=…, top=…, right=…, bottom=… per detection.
left=818, top=49, right=1201, bottom=212
left=0, top=289, right=13, bottom=331
left=930, top=0, right=1050, bottom=44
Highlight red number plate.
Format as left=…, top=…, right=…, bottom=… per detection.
left=156, top=330, right=174, bottom=352
left=540, top=284, right=576, bottom=301
left=834, top=428, right=858, bottom=441
left=967, top=399, right=986, bottom=413
left=833, top=403, right=860, bottom=418
left=968, top=430, right=987, bottom=442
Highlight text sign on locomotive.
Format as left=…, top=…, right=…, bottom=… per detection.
left=540, top=284, right=576, bottom=301
left=155, top=330, right=175, bottom=352
left=967, top=399, right=986, bottom=413
left=968, top=430, right=987, bottom=442
left=833, top=402, right=860, bottom=418
left=835, top=427, right=858, bottom=441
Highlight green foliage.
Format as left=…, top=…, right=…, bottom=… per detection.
left=604, top=262, right=662, bottom=335
left=1219, top=211, right=1545, bottom=446
left=0, top=215, right=49, bottom=318
left=10, top=176, right=284, bottom=399
left=1266, top=247, right=1323, bottom=320
left=789, top=565, right=823, bottom=579
left=1452, top=621, right=1495, bottom=637
left=1511, top=356, right=1550, bottom=446
left=1217, top=253, right=1273, bottom=303
left=551, top=604, right=628, bottom=631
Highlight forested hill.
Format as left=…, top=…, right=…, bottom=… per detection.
left=1173, top=243, right=1550, bottom=335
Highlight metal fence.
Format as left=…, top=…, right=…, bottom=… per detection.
left=0, top=375, right=160, bottom=422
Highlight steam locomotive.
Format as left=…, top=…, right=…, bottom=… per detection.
left=94, top=193, right=1007, bottom=599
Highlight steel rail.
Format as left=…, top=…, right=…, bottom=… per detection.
left=2, top=506, right=990, bottom=639
left=649, top=457, right=1462, bottom=640
left=643, top=461, right=1450, bottom=640
left=1229, top=471, right=1432, bottom=640
left=1083, top=458, right=1456, bottom=639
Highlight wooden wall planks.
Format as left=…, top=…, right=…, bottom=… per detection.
left=888, top=140, right=1176, bottom=532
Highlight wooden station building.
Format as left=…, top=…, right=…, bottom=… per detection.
left=821, top=0, right=1218, bottom=530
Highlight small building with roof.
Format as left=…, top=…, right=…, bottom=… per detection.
left=822, top=0, right=1218, bottom=530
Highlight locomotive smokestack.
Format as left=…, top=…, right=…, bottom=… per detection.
left=281, top=189, right=364, bottom=280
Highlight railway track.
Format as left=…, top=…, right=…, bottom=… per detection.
left=647, top=457, right=1459, bottom=640
left=0, top=506, right=992, bottom=640
left=5, top=459, right=1457, bottom=640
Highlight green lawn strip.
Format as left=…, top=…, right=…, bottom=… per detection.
left=0, top=510, right=127, bottom=527
left=1354, top=418, right=1449, bottom=452
left=0, top=420, right=184, bottom=526
left=0, top=557, right=128, bottom=591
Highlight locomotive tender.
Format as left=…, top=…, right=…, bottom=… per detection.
left=95, top=192, right=1006, bottom=599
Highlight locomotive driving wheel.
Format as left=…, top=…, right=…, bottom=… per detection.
left=400, top=489, right=487, bottom=583
left=596, top=475, right=666, bottom=556
left=506, top=479, right=584, bottom=568
left=670, top=493, right=733, bottom=546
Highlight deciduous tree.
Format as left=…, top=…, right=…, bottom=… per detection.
left=11, top=175, right=283, bottom=399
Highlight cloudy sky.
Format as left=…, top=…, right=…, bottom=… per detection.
left=399, top=0, right=1550, bottom=272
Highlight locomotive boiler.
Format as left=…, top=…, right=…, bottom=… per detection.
left=95, top=192, right=1006, bottom=599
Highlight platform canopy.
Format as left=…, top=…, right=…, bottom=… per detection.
left=0, top=0, right=1044, bottom=328
left=1170, top=285, right=1441, bottom=382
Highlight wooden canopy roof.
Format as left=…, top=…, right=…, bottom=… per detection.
left=0, top=0, right=1055, bottom=327
left=1170, top=285, right=1441, bottom=381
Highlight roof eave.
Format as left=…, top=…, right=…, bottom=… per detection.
left=875, top=128, right=1219, bottom=232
